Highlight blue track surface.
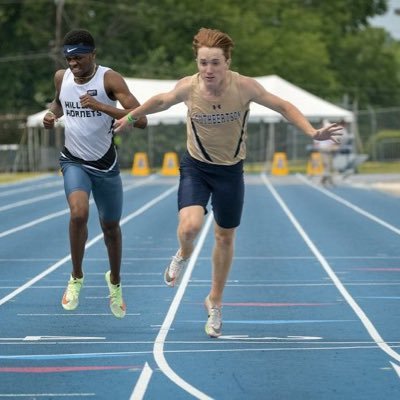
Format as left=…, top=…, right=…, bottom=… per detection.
left=0, top=172, right=399, bottom=399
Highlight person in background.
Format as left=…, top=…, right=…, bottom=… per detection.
left=43, top=29, right=147, bottom=318
left=314, top=119, right=339, bottom=186
left=114, top=27, right=342, bottom=336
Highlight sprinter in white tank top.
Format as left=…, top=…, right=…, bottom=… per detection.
left=43, top=29, right=147, bottom=319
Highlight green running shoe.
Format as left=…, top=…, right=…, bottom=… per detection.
left=61, top=275, right=84, bottom=311
left=105, top=271, right=126, bottom=319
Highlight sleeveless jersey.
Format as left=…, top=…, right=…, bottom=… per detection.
left=187, top=71, right=250, bottom=165
left=59, top=66, right=117, bottom=170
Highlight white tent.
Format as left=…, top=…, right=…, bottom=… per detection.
left=26, top=77, right=183, bottom=128
left=249, top=75, right=353, bottom=123
left=26, top=74, right=353, bottom=127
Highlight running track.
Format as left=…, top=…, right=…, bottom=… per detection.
left=0, top=172, right=399, bottom=399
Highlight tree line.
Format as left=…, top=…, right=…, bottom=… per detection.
left=0, top=0, right=399, bottom=118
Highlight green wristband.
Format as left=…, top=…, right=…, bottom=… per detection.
left=127, top=114, right=137, bottom=124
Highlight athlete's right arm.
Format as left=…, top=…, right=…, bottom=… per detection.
left=113, top=76, right=191, bottom=133
left=43, top=70, right=65, bottom=129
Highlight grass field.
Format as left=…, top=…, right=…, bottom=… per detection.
left=245, top=160, right=400, bottom=175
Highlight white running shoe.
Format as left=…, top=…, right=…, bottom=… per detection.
left=164, top=250, right=189, bottom=287
left=204, top=295, right=222, bottom=338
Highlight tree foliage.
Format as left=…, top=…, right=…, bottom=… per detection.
left=0, top=0, right=398, bottom=115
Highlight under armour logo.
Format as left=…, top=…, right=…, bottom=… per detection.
left=212, top=104, right=222, bottom=110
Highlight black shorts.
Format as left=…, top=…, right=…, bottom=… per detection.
left=178, top=152, right=244, bottom=229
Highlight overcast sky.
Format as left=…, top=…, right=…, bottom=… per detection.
left=369, top=0, right=400, bottom=39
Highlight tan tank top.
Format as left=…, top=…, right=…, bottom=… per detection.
left=187, top=71, right=250, bottom=165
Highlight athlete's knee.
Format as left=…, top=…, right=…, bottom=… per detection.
left=214, top=227, right=235, bottom=248
left=178, top=207, right=203, bottom=240
left=69, top=205, right=89, bottom=226
left=68, top=192, right=89, bottom=224
left=179, top=220, right=201, bottom=242
left=101, top=221, right=121, bottom=240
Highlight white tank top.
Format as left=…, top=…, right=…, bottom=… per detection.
left=60, top=66, right=116, bottom=161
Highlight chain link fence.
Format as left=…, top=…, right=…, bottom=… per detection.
left=1, top=107, right=400, bottom=173
left=356, top=107, right=400, bottom=161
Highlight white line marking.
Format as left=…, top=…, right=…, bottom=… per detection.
left=0, top=190, right=65, bottom=212
left=2, top=282, right=399, bottom=290
left=0, top=184, right=177, bottom=307
left=0, top=209, right=70, bottom=238
left=219, top=335, right=322, bottom=341
left=0, top=394, right=95, bottom=397
left=0, top=180, right=62, bottom=197
left=4, top=255, right=399, bottom=261
left=297, top=173, right=400, bottom=235
left=22, top=336, right=105, bottom=341
left=261, top=173, right=400, bottom=365
left=152, top=212, right=214, bottom=400
left=130, top=362, right=153, bottom=400
left=194, top=282, right=400, bottom=287
left=3, top=344, right=400, bottom=361
left=0, top=173, right=53, bottom=188
left=390, top=362, right=400, bottom=378
left=17, top=313, right=140, bottom=317
left=1, top=339, right=399, bottom=347
left=0, top=175, right=157, bottom=239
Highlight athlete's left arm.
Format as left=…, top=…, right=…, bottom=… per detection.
left=79, top=69, right=147, bottom=129
left=242, top=76, right=342, bottom=142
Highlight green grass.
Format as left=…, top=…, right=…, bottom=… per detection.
left=246, top=161, right=400, bottom=175
left=357, top=161, right=400, bottom=174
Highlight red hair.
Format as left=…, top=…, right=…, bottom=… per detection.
left=192, top=28, right=234, bottom=60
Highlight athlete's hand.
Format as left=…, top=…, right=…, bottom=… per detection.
left=312, top=123, right=343, bottom=144
left=43, top=111, right=57, bottom=129
left=80, top=93, right=101, bottom=110
left=113, top=115, right=131, bottom=133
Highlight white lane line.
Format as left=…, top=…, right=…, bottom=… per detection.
left=0, top=209, right=70, bottom=238
left=0, top=173, right=53, bottom=188
left=17, top=313, right=140, bottom=317
left=0, top=180, right=62, bottom=197
left=0, top=190, right=65, bottom=212
left=0, top=393, right=95, bottom=397
left=2, top=282, right=400, bottom=290
left=152, top=212, right=214, bottom=400
left=390, top=362, right=400, bottom=378
left=21, top=336, right=105, bottom=341
left=3, top=344, right=400, bottom=361
left=130, top=362, right=153, bottom=400
left=297, top=173, right=400, bottom=235
left=0, top=176, right=157, bottom=239
left=261, top=173, right=400, bottom=364
left=0, top=184, right=177, bottom=307
left=4, top=339, right=397, bottom=345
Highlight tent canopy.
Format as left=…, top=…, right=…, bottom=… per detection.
left=26, top=74, right=353, bottom=127
left=249, top=75, right=353, bottom=123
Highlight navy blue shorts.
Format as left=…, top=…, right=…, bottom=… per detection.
left=178, top=152, right=244, bottom=229
left=60, top=159, right=123, bottom=222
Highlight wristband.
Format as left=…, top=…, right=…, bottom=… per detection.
left=127, top=114, right=137, bottom=124
left=46, top=110, right=56, bottom=117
